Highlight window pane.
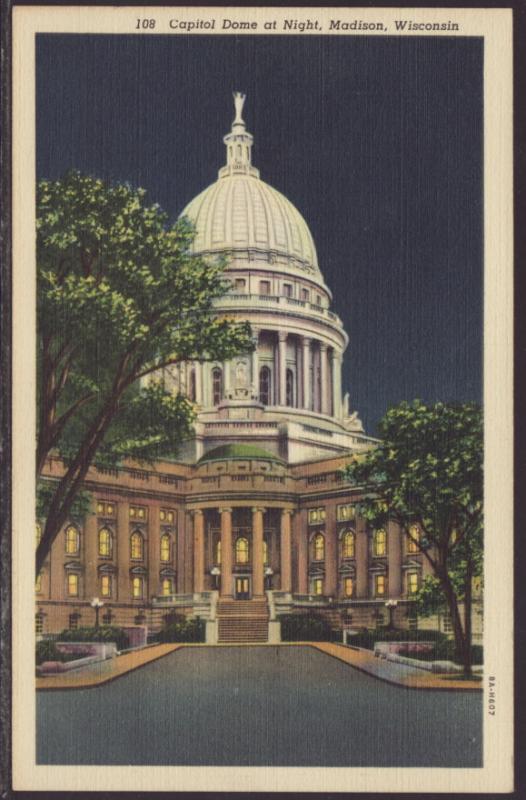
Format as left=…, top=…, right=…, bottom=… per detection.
left=344, top=577, right=353, bottom=597
left=160, top=535, right=170, bottom=562
left=314, top=534, right=325, bottom=560
left=342, top=531, right=355, bottom=558
left=65, top=525, right=79, bottom=554
left=99, top=528, right=111, bottom=557
left=131, top=533, right=143, bottom=559
left=235, top=537, right=249, bottom=564
left=67, top=573, right=78, bottom=596
left=101, top=575, right=111, bottom=597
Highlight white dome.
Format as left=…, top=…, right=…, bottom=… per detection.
left=180, top=175, right=319, bottom=272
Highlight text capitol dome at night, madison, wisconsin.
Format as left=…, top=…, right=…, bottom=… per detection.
left=36, top=94, right=462, bottom=643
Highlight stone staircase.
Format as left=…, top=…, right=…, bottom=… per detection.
left=217, top=599, right=269, bottom=643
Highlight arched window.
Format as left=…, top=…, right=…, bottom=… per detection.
left=313, top=533, right=325, bottom=561
left=160, top=534, right=171, bottom=562
left=215, top=539, right=221, bottom=565
left=259, top=366, right=271, bottom=405
left=263, top=539, right=268, bottom=565
left=130, top=531, right=144, bottom=560
left=65, top=525, right=79, bottom=555
left=162, top=578, right=174, bottom=596
left=98, top=527, right=112, bottom=557
left=131, top=577, right=143, bottom=599
left=235, top=537, right=249, bottom=564
left=189, top=368, right=196, bottom=402
left=342, top=531, right=355, bottom=559
left=212, top=367, right=223, bottom=405
left=374, top=529, right=387, bottom=556
left=286, top=368, right=294, bottom=407
left=407, top=525, right=420, bottom=553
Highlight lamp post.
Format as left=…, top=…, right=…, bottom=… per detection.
left=385, top=599, right=398, bottom=629
left=264, top=566, right=274, bottom=590
left=90, top=597, right=104, bottom=628
left=210, top=566, right=221, bottom=590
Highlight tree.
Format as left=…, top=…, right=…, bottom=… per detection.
left=37, top=171, right=253, bottom=574
left=345, top=400, right=482, bottom=676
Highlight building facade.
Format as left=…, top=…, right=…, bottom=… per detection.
left=36, top=94, right=479, bottom=642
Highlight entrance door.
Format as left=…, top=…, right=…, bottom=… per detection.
left=235, top=577, right=250, bottom=600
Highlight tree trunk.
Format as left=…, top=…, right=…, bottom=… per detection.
left=463, top=561, right=474, bottom=677
left=441, top=573, right=471, bottom=677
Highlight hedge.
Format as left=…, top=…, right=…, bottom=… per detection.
left=280, top=613, right=332, bottom=642
left=157, top=618, right=205, bottom=643
left=36, top=639, right=90, bottom=665
left=58, top=626, right=130, bottom=651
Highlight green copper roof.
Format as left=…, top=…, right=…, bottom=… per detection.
left=198, top=444, right=285, bottom=464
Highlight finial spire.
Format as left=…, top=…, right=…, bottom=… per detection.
left=219, top=91, right=260, bottom=179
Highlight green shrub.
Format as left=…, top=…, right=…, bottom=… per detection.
left=58, top=626, right=130, bottom=651
left=280, top=613, right=332, bottom=642
left=347, top=628, right=448, bottom=651
left=157, top=618, right=205, bottom=643
left=36, top=639, right=62, bottom=665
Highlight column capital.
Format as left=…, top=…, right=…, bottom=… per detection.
left=278, top=331, right=288, bottom=343
left=281, top=508, right=295, bottom=517
left=251, top=506, right=266, bottom=515
left=319, top=341, right=328, bottom=352
left=302, top=336, right=312, bottom=347
left=191, top=509, right=204, bottom=517
left=219, top=507, right=233, bottom=514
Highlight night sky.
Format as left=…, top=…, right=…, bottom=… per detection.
left=36, top=34, right=483, bottom=435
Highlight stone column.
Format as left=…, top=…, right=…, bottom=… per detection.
left=195, top=363, right=203, bottom=405
left=320, top=342, right=329, bottom=414
left=252, top=507, right=265, bottom=598
left=223, top=361, right=231, bottom=399
left=355, top=515, right=369, bottom=598
left=251, top=328, right=259, bottom=397
left=294, top=509, right=308, bottom=594
left=278, top=332, right=287, bottom=405
left=84, top=507, right=99, bottom=600
left=148, top=505, right=161, bottom=599
left=280, top=509, right=293, bottom=592
left=387, top=519, right=402, bottom=598
left=302, top=337, right=311, bottom=410
left=116, top=500, right=130, bottom=601
left=193, top=510, right=205, bottom=593
left=220, top=507, right=233, bottom=598
left=331, top=351, right=342, bottom=419
left=324, top=504, right=338, bottom=598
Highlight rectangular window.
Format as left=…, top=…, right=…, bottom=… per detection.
left=130, top=505, right=147, bottom=520
left=162, top=578, right=173, bottom=596
left=234, top=278, right=246, bottom=292
left=407, top=572, right=419, bottom=595
left=344, top=577, right=354, bottom=597
left=68, top=613, right=79, bottom=630
left=282, top=283, right=293, bottom=297
left=308, top=507, right=326, bottom=525
left=100, top=575, right=112, bottom=597
left=132, top=577, right=143, bottom=599
left=442, top=614, right=453, bottom=633
left=337, top=504, right=355, bottom=522
left=313, top=578, right=324, bottom=596
left=35, top=614, right=44, bottom=634
left=407, top=525, right=420, bottom=553
left=301, top=288, right=309, bottom=301
left=97, top=501, right=116, bottom=516
left=375, top=574, right=386, bottom=596
left=160, top=509, right=175, bottom=524
left=67, top=573, right=79, bottom=597
left=259, top=280, right=271, bottom=295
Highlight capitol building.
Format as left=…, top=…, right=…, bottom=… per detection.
left=36, top=94, right=443, bottom=642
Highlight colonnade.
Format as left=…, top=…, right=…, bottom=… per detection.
left=192, top=507, right=293, bottom=598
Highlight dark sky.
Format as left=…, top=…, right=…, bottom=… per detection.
left=36, top=34, right=483, bottom=435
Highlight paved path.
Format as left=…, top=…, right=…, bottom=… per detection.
left=37, top=645, right=482, bottom=767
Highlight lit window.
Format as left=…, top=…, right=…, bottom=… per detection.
left=65, top=525, right=79, bottom=555
left=407, top=525, right=420, bottom=553
left=107, top=503, right=114, bottom=515
left=98, top=527, right=112, bottom=557
left=162, top=578, right=173, bottom=596
left=160, top=534, right=171, bottom=562
left=337, top=504, right=354, bottom=522
left=130, top=532, right=144, bottom=560
left=130, top=505, right=146, bottom=520
left=286, top=369, right=294, bottom=407
left=344, top=577, right=354, bottom=597
left=36, top=523, right=42, bottom=546
left=313, top=578, right=323, bottom=596
left=313, top=533, right=325, bottom=561
left=67, top=573, right=79, bottom=597
left=308, top=507, right=326, bottom=525
left=342, top=531, right=355, bottom=558
left=375, top=574, right=386, bottom=596
left=97, top=501, right=115, bottom=516
left=259, top=366, right=271, bottom=405
left=216, top=539, right=221, bottom=565
left=35, top=572, right=42, bottom=593
left=407, top=572, right=419, bottom=595
left=263, top=540, right=268, bottom=565
left=97, top=501, right=104, bottom=514
left=35, top=613, right=44, bottom=634
left=235, top=537, right=249, bottom=564
left=132, top=577, right=143, bottom=599
left=100, top=574, right=112, bottom=597
left=374, top=529, right=387, bottom=556
left=212, top=367, right=223, bottom=405
left=259, top=280, right=271, bottom=295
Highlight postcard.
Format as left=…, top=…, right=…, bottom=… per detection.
left=10, top=5, right=513, bottom=794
